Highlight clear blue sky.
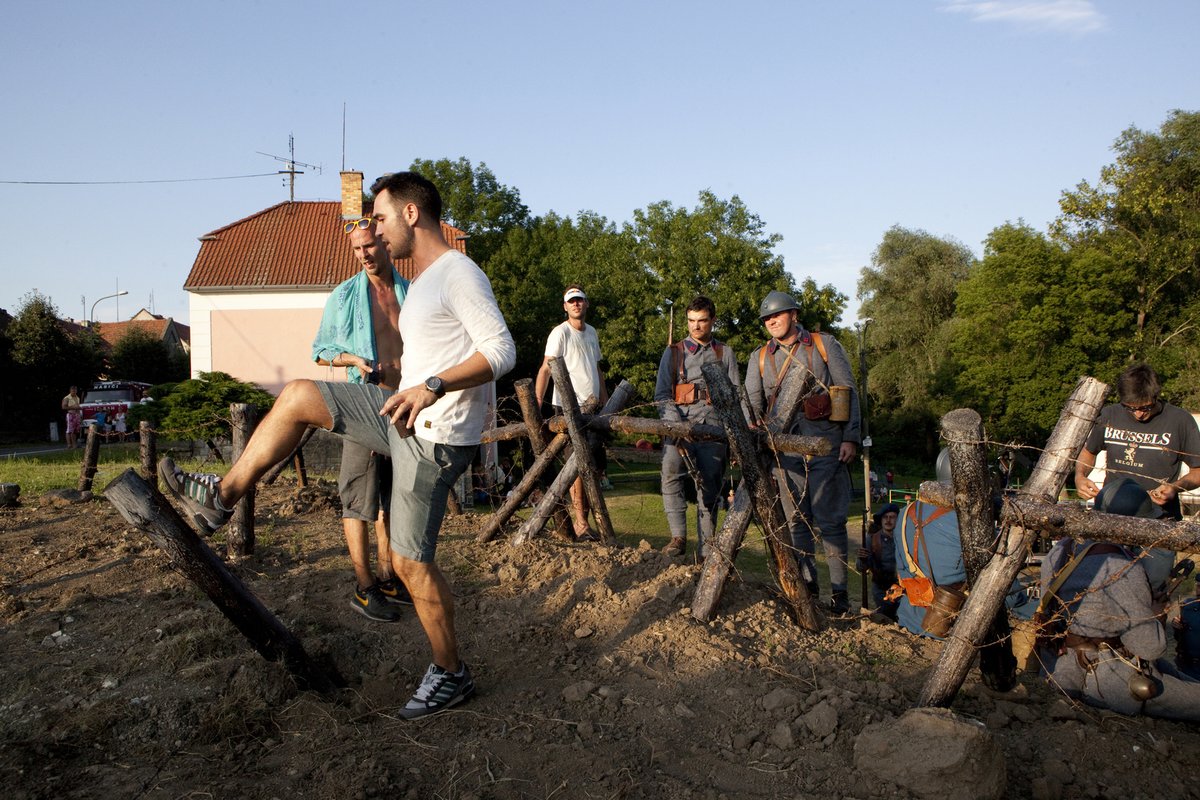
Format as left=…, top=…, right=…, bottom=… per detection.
left=1, top=1, right=1195, bottom=328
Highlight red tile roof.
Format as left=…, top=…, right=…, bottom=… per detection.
left=184, top=201, right=467, bottom=289
left=96, top=318, right=189, bottom=348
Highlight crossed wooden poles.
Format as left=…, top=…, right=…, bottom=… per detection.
left=98, top=369, right=1200, bottom=710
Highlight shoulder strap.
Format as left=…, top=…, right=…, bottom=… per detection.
left=811, top=332, right=829, bottom=364
left=1036, top=542, right=1099, bottom=618
left=900, top=502, right=951, bottom=584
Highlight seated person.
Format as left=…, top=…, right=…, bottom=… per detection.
left=858, top=502, right=900, bottom=621
left=1038, top=478, right=1200, bottom=721
left=891, top=498, right=1033, bottom=640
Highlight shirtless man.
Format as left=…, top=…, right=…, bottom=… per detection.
left=312, top=218, right=410, bottom=621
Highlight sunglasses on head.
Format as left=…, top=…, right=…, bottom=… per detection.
left=1122, top=401, right=1157, bottom=413
left=343, top=218, right=373, bottom=234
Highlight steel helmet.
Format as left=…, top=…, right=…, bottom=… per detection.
left=936, top=448, right=953, bottom=484
left=759, top=291, right=800, bottom=320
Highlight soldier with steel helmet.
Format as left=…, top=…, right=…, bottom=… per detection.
left=744, top=290, right=861, bottom=615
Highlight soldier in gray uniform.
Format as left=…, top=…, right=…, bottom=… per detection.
left=744, top=291, right=861, bottom=615
left=654, top=296, right=740, bottom=559
left=1039, top=479, right=1200, bottom=721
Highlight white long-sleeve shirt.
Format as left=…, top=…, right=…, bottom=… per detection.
left=397, top=250, right=516, bottom=446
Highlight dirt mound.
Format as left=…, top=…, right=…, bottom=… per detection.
left=2, top=485, right=1199, bottom=799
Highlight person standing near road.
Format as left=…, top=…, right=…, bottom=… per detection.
left=535, top=285, right=608, bottom=540
left=62, top=385, right=82, bottom=449
left=744, top=290, right=861, bottom=616
left=312, top=216, right=411, bottom=622
left=653, top=295, right=739, bottom=561
left=161, top=171, right=516, bottom=719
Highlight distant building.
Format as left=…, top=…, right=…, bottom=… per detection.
left=96, top=310, right=190, bottom=357
left=182, top=171, right=467, bottom=394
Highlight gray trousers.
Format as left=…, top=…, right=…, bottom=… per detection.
left=660, top=439, right=727, bottom=553
left=1048, top=646, right=1200, bottom=722
left=774, top=453, right=851, bottom=594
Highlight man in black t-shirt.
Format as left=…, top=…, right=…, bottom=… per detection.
left=1075, top=363, right=1200, bottom=520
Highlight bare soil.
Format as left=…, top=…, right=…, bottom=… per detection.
left=2, top=480, right=1199, bottom=799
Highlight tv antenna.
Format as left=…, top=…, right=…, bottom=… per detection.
left=257, top=134, right=321, bottom=202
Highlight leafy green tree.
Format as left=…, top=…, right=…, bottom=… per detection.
left=130, top=372, right=275, bottom=448
left=952, top=223, right=1129, bottom=443
left=628, top=191, right=810, bottom=365
left=6, top=292, right=105, bottom=432
left=858, top=227, right=973, bottom=412
left=109, top=327, right=188, bottom=385
left=1054, top=110, right=1200, bottom=365
left=855, top=227, right=974, bottom=460
left=408, top=157, right=531, bottom=267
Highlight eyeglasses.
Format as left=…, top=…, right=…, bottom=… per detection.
left=343, top=218, right=373, bottom=234
left=1122, top=401, right=1158, bottom=413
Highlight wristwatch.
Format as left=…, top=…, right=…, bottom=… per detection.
left=424, top=375, right=446, bottom=398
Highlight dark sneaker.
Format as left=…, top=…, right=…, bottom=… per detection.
left=350, top=584, right=401, bottom=622
left=378, top=577, right=414, bottom=606
left=400, top=662, right=476, bottom=720
left=827, top=590, right=852, bottom=618
left=662, top=537, right=686, bottom=557
left=158, top=457, right=232, bottom=533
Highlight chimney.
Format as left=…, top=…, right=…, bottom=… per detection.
left=340, top=171, right=364, bottom=220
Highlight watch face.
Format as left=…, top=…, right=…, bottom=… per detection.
left=425, top=377, right=444, bottom=396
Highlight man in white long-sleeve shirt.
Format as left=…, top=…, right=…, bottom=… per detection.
left=160, top=172, right=516, bottom=720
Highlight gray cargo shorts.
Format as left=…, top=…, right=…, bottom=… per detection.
left=316, top=381, right=473, bottom=563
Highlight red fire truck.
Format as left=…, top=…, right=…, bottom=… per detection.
left=80, top=381, right=152, bottom=437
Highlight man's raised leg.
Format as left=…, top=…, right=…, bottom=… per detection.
left=159, top=379, right=334, bottom=532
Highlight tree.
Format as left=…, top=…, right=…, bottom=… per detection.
left=110, top=327, right=188, bottom=385
left=855, top=227, right=974, bottom=460
left=1054, top=110, right=1200, bottom=364
left=129, top=372, right=275, bottom=448
left=628, top=191, right=805, bottom=362
left=408, top=157, right=531, bottom=267
left=6, top=292, right=105, bottom=432
left=858, top=227, right=974, bottom=412
left=951, top=223, right=1129, bottom=444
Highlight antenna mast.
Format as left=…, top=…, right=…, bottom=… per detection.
left=257, top=134, right=322, bottom=202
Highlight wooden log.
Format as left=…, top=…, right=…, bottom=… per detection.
left=104, top=469, right=344, bottom=693
left=691, top=364, right=815, bottom=621
left=701, top=362, right=822, bottom=631
left=77, top=424, right=101, bottom=493
left=549, top=358, right=614, bottom=543
left=263, top=425, right=317, bottom=486
left=690, top=479, right=753, bottom=617
left=227, top=403, right=258, bottom=558
left=516, top=378, right=573, bottom=540
left=139, top=421, right=158, bottom=490
left=942, top=408, right=1015, bottom=692
left=917, top=376, right=1108, bottom=708
left=512, top=382, right=635, bottom=546
left=475, top=382, right=573, bottom=543
left=446, top=489, right=462, bottom=516
left=483, top=414, right=831, bottom=457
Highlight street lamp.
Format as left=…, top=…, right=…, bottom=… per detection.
left=90, top=290, right=128, bottom=324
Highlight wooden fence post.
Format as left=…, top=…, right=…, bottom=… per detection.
left=691, top=362, right=825, bottom=622
left=701, top=362, right=822, bottom=631
left=139, top=421, right=158, bottom=490
left=77, top=424, right=102, bottom=493
left=549, top=358, right=615, bottom=543
left=941, top=408, right=1015, bottom=691
left=104, top=469, right=344, bottom=693
left=516, top=377, right=573, bottom=540
left=917, top=376, right=1107, bottom=707
left=227, top=403, right=258, bottom=558
left=512, top=382, right=635, bottom=546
